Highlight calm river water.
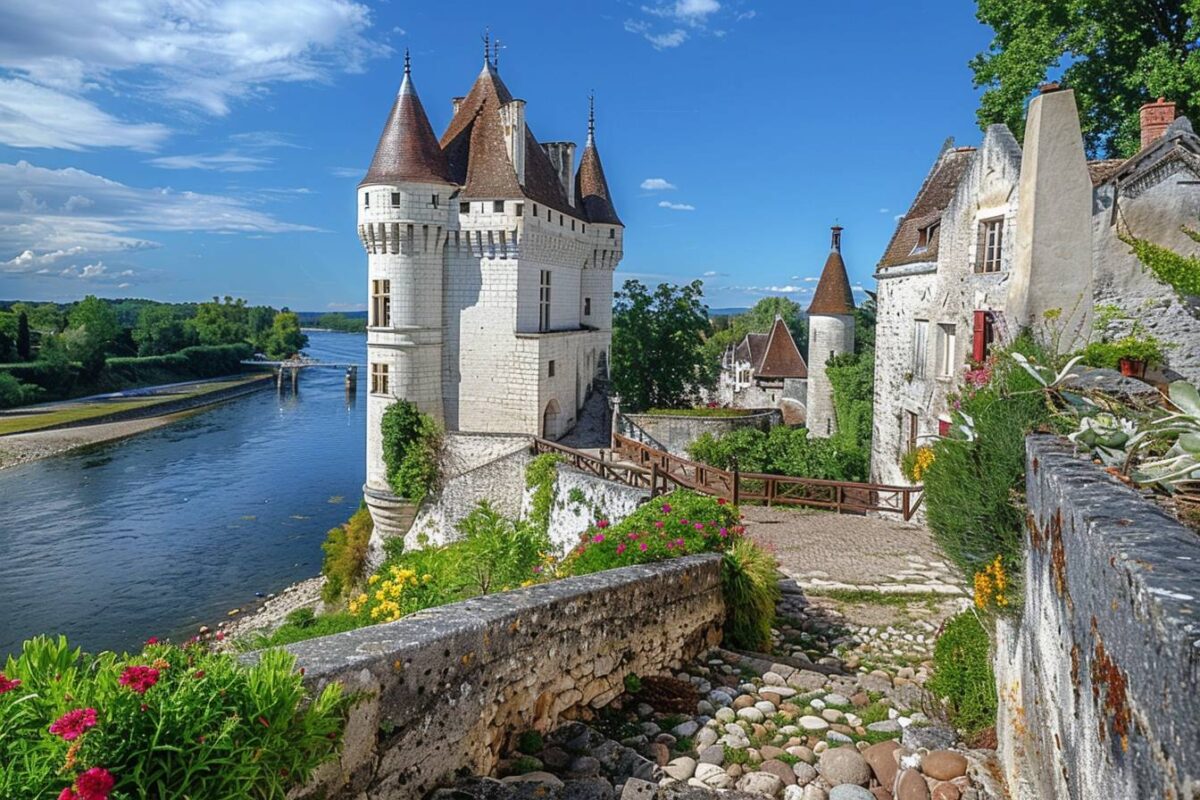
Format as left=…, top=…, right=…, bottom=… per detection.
left=0, top=331, right=366, bottom=657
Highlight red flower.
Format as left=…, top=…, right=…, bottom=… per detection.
left=57, top=788, right=78, bottom=800
left=144, top=636, right=159, bottom=646
left=596, top=519, right=609, bottom=529
left=74, top=767, right=115, bottom=800
left=118, top=665, right=159, bottom=694
left=215, top=631, right=225, bottom=641
left=49, top=708, right=97, bottom=741
left=717, top=497, right=727, bottom=505
left=0, top=672, right=21, bottom=694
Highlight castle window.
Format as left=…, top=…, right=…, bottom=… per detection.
left=904, top=411, right=918, bottom=455
left=976, top=217, right=1004, bottom=273
left=547, top=209, right=551, bottom=221
left=532, top=203, right=537, bottom=216
left=493, top=200, right=504, bottom=213
left=371, top=279, right=391, bottom=327
left=515, top=203, right=523, bottom=217
left=370, top=363, right=389, bottom=395
left=559, top=214, right=563, bottom=226
left=582, top=225, right=586, bottom=233
left=539, top=270, right=552, bottom=332
left=548, top=360, right=556, bottom=377
left=363, top=192, right=369, bottom=208
left=432, top=194, right=439, bottom=208
left=460, top=201, right=470, bottom=214
left=584, top=297, right=591, bottom=316
left=912, top=320, right=928, bottom=378
left=609, top=228, right=615, bottom=239
left=391, top=192, right=400, bottom=207
left=571, top=219, right=576, bottom=231
left=913, top=221, right=938, bottom=253
left=936, top=323, right=957, bottom=378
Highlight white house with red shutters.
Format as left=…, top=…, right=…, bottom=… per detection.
left=871, top=88, right=1200, bottom=488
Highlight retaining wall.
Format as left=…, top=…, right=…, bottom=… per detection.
left=994, top=435, right=1200, bottom=800
left=618, top=409, right=781, bottom=456
left=280, top=555, right=725, bottom=799
left=531, top=462, right=649, bottom=554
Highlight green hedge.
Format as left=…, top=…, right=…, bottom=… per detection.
left=107, top=343, right=252, bottom=381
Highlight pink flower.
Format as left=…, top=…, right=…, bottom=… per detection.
left=144, top=636, right=159, bottom=646
left=660, top=504, right=672, bottom=514
left=616, top=543, right=627, bottom=555
left=74, top=768, right=115, bottom=800
left=627, top=531, right=639, bottom=539
left=532, top=565, right=543, bottom=574
left=674, top=538, right=685, bottom=548
left=596, top=519, right=609, bottom=529
left=592, top=533, right=605, bottom=544
left=717, top=497, right=727, bottom=505
left=639, top=542, right=648, bottom=552
left=680, top=518, right=689, bottom=525
left=58, top=788, right=78, bottom=800
left=119, top=665, right=160, bottom=695
left=215, top=631, right=225, bottom=641
left=653, top=521, right=664, bottom=529
left=50, top=708, right=97, bottom=741
left=719, top=527, right=729, bottom=537
left=0, top=672, right=21, bottom=694
left=694, top=523, right=704, bottom=531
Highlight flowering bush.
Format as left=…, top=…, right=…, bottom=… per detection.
left=900, top=445, right=935, bottom=483
left=973, top=555, right=1010, bottom=609
left=0, top=635, right=346, bottom=799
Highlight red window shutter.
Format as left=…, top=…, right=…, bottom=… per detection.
left=938, top=419, right=951, bottom=437
left=972, top=310, right=988, bottom=362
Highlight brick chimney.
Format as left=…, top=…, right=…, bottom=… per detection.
left=1140, top=98, right=1176, bottom=149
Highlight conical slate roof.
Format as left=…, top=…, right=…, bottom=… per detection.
left=756, top=317, right=808, bottom=379
left=440, top=61, right=523, bottom=198
left=575, top=100, right=621, bottom=225
left=808, top=226, right=856, bottom=315
left=361, top=59, right=453, bottom=186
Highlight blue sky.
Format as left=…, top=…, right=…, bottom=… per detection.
left=0, top=0, right=995, bottom=312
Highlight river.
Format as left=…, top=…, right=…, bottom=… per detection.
left=0, top=330, right=366, bottom=657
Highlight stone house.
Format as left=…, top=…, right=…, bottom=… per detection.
left=717, top=316, right=808, bottom=421
left=358, top=49, right=623, bottom=532
left=871, top=89, right=1200, bottom=486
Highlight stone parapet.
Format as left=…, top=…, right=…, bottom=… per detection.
left=995, top=435, right=1200, bottom=799
left=267, top=554, right=725, bottom=799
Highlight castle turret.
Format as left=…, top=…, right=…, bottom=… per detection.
left=805, top=226, right=856, bottom=438
left=358, top=52, right=455, bottom=535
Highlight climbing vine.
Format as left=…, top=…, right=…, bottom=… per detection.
left=1123, top=231, right=1200, bottom=300
left=380, top=400, right=442, bottom=504
left=525, top=453, right=561, bottom=534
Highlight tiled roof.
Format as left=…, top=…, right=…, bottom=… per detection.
left=756, top=317, right=808, bottom=379
left=576, top=136, right=621, bottom=225
left=735, top=333, right=768, bottom=369
left=1087, top=159, right=1126, bottom=186
left=361, top=68, right=453, bottom=186
left=1096, top=116, right=1200, bottom=188
left=878, top=142, right=975, bottom=269
left=809, top=227, right=856, bottom=316
left=440, top=62, right=522, bottom=199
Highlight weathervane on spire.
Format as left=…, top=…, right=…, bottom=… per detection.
left=403, top=48, right=411, bottom=76
left=588, top=91, right=596, bottom=142
left=493, top=38, right=505, bottom=68
left=482, top=27, right=491, bottom=63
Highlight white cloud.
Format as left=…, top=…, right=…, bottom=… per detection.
left=878, top=207, right=889, bottom=213
left=628, top=0, right=748, bottom=48
left=658, top=200, right=695, bottom=211
left=330, top=166, right=364, bottom=178
left=643, top=0, right=721, bottom=23
left=148, top=152, right=274, bottom=172
left=702, top=270, right=724, bottom=277
left=803, top=276, right=818, bottom=282
left=0, top=160, right=318, bottom=280
left=640, top=177, right=677, bottom=191
left=0, top=0, right=387, bottom=149
left=736, top=9, right=757, bottom=20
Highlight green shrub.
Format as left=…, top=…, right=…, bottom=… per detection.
left=525, top=453, right=561, bottom=534
left=0, top=372, right=42, bottom=408
left=642, top=407, right=753, bottom=418
left=721, top=538, right=781, bottom=650
left=320, top=504, right=373, bottom=603
left=1080, top=335, right=1166, bottom=370
left=380, top=400, right=442, bottom=503
left=623, top=673, right=643, bottom=694
left=926, top=612, right=997, bottom=737
left=687, top=425, right=867, bottom=482
left=241, top=612, right=362, bottom=650
left=516, top=730, right=544, bottom=755
left=924, top=337, right=1060, bottom=578
left=0, top=635, right=345, bottom=799
left=454, top=502, right=551, bottom=595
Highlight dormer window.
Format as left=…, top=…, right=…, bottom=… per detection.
left=515, top=203, right=523, bottom=217
left=912, top=221, right=938, bottom=254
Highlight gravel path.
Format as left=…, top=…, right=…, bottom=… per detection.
left=0, top=411, right=197, bottom=470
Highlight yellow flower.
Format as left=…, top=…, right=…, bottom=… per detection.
left=422, top=574, right=433, bottom=584
left=368, top=574, right=380, bottom=585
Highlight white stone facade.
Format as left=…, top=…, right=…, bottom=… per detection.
left=805, top=314, right=854, bottom=438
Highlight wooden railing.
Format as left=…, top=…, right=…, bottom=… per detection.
left=530, top=437, right=652, bottom=490
left=611, top=433, right=924, bottom=521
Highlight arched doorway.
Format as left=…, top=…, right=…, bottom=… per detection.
left=542, top=398, right=562, bottom=439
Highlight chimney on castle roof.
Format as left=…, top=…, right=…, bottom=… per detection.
left=1140, top=97, right=1177, bottom=150
left=830, top=225, right=843, bottom=252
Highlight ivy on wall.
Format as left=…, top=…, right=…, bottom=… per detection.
left=380, top=400, right=443, bottom=504
left=525, top=453, right=561, bottom=534
left=1123, top=230, right=1200, bottom=300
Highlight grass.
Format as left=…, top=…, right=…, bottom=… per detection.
left=0, top=378, right=255, bottom=435
left=641, top=407, right=754, bottom=418
left=926, top=611, right=996, bottom=738
left=805, top=588, right=950, bottom=607
left=238, top=610, right=361, bottom=650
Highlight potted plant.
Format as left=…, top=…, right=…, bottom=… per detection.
left=1082, top=307, right=1165, bottom=380
left=1114, top=334, right=1164, bottom=379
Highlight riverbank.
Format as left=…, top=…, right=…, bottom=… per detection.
left=212, top=575, right=326, bottom=649
left=0, top=373, right=273, bottom=469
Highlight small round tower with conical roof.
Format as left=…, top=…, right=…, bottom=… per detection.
left=358, top=52, right=457, bottom=534
left=805, top=225, right=856, bottom=438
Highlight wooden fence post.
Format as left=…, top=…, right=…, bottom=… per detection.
left=650, top=463, right=660, bottom=498
left=732, top=459, right=741, bottom=506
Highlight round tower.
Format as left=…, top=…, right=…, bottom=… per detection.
left=805, top=225, right=856, bottom=438
left=358, top=52, right=456, bottom=534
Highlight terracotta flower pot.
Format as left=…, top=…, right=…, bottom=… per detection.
left=1118, top=357, right=1146, bottom=379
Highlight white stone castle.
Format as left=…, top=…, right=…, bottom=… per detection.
left=358, top=48, right=623, bottom=528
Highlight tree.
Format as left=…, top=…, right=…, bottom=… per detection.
left=67, top=295, right=120, bottom=377
left=190, top=296, right=252, bottom=346
left=611, top=279, right=711, bottom=411
left=133, top=305, right=196, bottom=356
left=16, top=311, right=30, bottom=361
left=263, top=311, right=309, bottom=359
left=972, top=0, right=1200, bottom=157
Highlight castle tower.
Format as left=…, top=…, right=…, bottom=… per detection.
left=358, top=53, right=456, bottom=533
left=806, top=226, right=856, bottom=438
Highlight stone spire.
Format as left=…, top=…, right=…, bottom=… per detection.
left=576, top=94, right=622, bottom=225
left=360, top=52, right=453, bottom=186
left=808, top=226, right=856, bottom=315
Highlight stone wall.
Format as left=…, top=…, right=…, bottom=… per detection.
left=994, top=435, right=1200, bottom=800
left=618, top=409, right=782, bottom=457
left=280, top=554, right=725, bottom=800
left=529, top=461, right=649, bottom=554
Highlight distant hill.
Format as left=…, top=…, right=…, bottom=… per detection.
left=708, top=307, right=750, bottom=316
left=297, top=310, right=367, bottom=333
